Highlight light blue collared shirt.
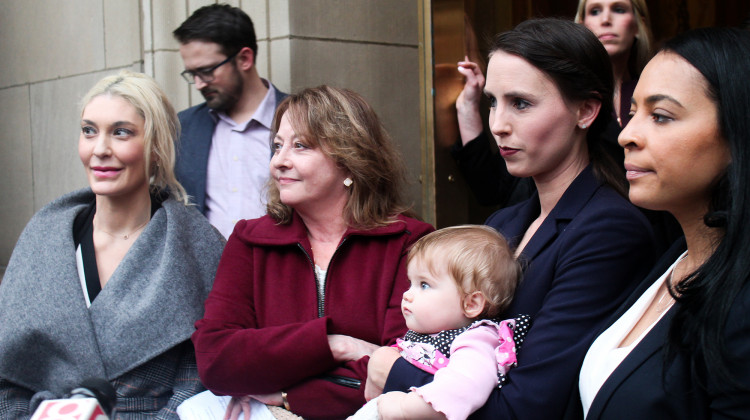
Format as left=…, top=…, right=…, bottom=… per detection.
left=205, top=80, right=277, bottom=238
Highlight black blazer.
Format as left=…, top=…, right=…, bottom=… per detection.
left=572, top=239, right=750, bottom=419
left=386, top=166, right=656, bottom=420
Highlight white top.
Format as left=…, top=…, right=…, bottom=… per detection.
left=579, top=251, right=687, bottom=417
left=315, top=265, right=327, bottom=298
left=75, top=244, right=92, bottom=308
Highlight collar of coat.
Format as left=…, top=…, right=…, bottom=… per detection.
left=232, top=211, right=416, bottom=247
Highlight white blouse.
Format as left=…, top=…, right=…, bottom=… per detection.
left=579, top=251, right=687, bottom=417
left=315, top=264, right=327, bottom=298
left=76, top=244, right=93, bottom=308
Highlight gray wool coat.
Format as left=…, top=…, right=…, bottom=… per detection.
left=0, top=188, right=225, bottom=418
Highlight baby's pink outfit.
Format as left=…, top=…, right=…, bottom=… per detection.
left=395, top=317, right=530, bottom=420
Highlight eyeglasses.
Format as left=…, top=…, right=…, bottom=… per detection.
left=180, top=51, right=239, bottom=84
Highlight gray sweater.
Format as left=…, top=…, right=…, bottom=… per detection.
left=0, top=188, right=225, bottom=418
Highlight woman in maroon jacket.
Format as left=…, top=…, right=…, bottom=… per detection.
left=192, top=86, right=434, bottom=419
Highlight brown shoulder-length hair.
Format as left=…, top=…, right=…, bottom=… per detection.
left=266, top=86, right=411, bottom=228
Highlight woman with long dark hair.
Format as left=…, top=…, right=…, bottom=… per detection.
left=578, top=27, right=750, bottom=418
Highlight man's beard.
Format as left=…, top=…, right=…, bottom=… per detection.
left=201, top=68, right=243, bottom=112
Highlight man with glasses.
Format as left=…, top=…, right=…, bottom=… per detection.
left=173, top=4, right=287, bottom=238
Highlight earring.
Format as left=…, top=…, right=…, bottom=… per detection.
left=579, top=123, right=587, bottom=129
left=343, top=177, right=353, bottom=187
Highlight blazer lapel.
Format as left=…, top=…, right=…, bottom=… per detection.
left=585, top=308, right=675, bottom=419
left=520, top=166, right=601, bottom=261
left=500, top=196, right=540, bottom=247
left=177, top=105, right=216, bottom=213
left=519, top=210, right=559, bottom=261
left=583, top=241, right=686, bottom=419
left=596, top=240, right=686, bottom=329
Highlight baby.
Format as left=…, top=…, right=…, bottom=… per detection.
left=352, top=225, right=528, bottom=420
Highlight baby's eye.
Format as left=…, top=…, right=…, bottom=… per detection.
left=420, top=282, right=430, bottom=290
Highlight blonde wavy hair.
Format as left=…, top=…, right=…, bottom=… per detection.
left=408, top=225, right=522, bottom=319
left=575, top=0, right=654, bottom=77
left=80, top=70, right=188, bottom=204
left=266, top=85, right=410, bottom=228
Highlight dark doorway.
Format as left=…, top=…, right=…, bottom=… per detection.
left=430, top=0, right=749, bottom=228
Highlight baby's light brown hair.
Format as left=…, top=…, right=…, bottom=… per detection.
left=407, top=225, right=522, bottom=319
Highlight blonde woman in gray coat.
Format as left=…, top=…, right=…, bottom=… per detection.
left=0, top=71, right=225, bottom=419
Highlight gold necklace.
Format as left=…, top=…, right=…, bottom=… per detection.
left=95, top=218, right=149, bottom=240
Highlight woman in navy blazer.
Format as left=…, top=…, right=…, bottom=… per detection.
left=369, top=19, right=655, bottom=420
left=576, top=27, right=750, bottom=419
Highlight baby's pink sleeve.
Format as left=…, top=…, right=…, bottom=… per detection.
left=411, top=326, right=499, bottom=420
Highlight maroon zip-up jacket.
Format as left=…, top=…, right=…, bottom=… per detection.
left=193, top=212, right=433, bottom=419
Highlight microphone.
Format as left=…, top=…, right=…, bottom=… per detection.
left=31, top=378, right=117, bottom=420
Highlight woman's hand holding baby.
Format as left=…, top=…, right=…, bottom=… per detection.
left=327, top=334, right=379, bottom=363
left=364, top=346, right=401, bottom=401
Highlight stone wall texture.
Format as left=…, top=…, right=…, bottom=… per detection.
left=0, top=0, right=422, bottom=271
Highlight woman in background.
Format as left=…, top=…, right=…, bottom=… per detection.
left=0, top=70, right=225, bottom=419
left=575, top=0, right=653, bottom=128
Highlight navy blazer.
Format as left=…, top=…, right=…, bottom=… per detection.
left=175, top=85, right=287, bottom=214
left=385, top=166, right=656, bottom=420
left=570, top=239, right=750, bottom=419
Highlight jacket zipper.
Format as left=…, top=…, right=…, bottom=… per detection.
left=298, top=238, right=361, bottom=389
left=297, top=244, right=323, bottom=317
left=297, top=238, right=347, bottom=318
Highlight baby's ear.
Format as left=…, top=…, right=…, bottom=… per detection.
left=463, top=291, right=486, bottom=319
